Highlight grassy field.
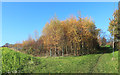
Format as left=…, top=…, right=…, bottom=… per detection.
left=0, top=47, right=118, bottom=73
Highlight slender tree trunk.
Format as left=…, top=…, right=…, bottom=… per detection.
left=75, top=44, right=77, bottom=56
left=76, top=43, right=79, bottom=56
left=80, top=42, right=82, bottom=55
left=62, top=46, right=64, bottom=56
left=71, top=45, right=73, bottom=55
left=74, top=45, right=75, bottom=56
left=50, top=48, right=52, bottom=57
left=55, top=46, right=56, bottom=56
left=58, top=50, right=60, bottom=56
left=82, top=41, right=84, bottom=49
left=66, top=45, right=67, bottom=54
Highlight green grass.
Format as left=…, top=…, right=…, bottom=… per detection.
left=0, top=47, right=118, bottom=73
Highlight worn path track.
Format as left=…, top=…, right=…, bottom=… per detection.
left=89, top=53, right=104, bottom=73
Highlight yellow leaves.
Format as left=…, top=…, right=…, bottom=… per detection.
left=115, top=22, right=118, bottom=25
left=41, top=14, right=99, bottom=51
left=108, top=9, right=119, bottom=37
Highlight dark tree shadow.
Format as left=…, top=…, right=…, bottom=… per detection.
left=97, top=46, right=118, bottom=54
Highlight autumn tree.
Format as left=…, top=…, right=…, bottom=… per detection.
left=34, top=30, right=39, bottom=41
left=101, top=37, right=107, bottom=46
left=42, top=14, right=100, bottom=56
left=42, top=16, right=64, bottom=56
left=22, top=35, right=36, bottom=55
left=108, top=8, right=120, bottom=50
